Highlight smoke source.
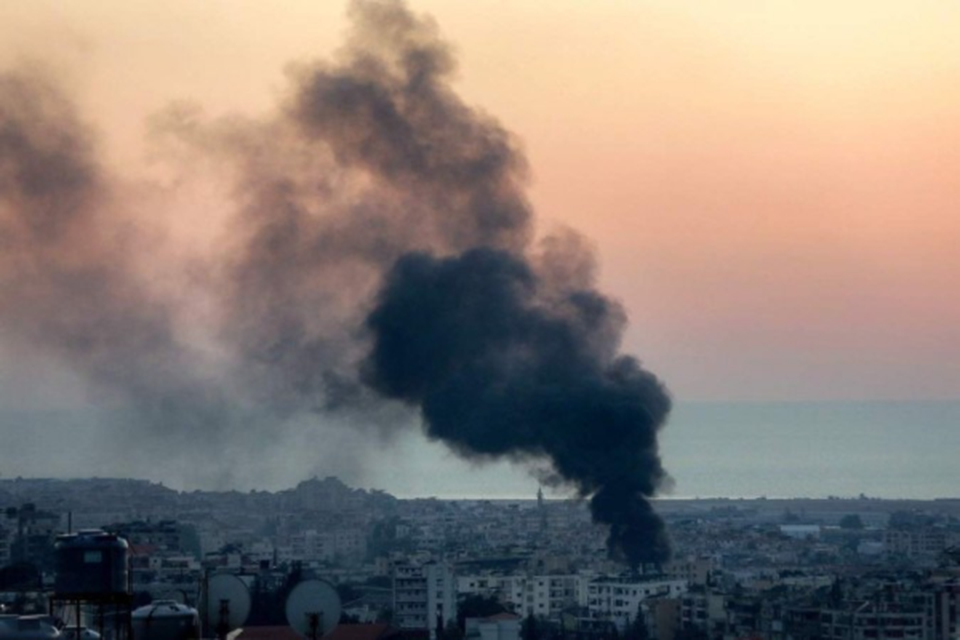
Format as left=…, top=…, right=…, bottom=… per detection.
left=0, top=0, right=673, bottom=566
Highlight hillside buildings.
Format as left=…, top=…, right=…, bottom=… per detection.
left=4, top=479, right=960, bottom=638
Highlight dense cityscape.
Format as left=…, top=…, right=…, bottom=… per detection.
left=1, top=0, right=958, bottom=639
left=3, top=476, right=960, bottom=639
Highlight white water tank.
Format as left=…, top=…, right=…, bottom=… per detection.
left=131, top=601, right=199, bottom=640
left=0, top=615, right=61, bottom=639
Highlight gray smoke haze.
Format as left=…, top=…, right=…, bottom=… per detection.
left=0, top=69, right=235, bottom=455
left=0, top=0, right=672, bottom=566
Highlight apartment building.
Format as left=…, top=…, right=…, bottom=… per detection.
left=587, top=576, right=687, bottom=630
left=393, top=561, right=457, bottom=638
left=457, top=573, right=581, bottom=621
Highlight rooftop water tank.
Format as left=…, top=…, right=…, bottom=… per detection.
left=0, top=614, right=61, bottom=639
left=54, top=530, right=129, bottom=596
left=131, top=601, right=200, bottom=640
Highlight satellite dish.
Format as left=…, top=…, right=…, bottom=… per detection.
left=285, top=579, right=341, bottom=639
left=203, top=573, right=252, bottom=635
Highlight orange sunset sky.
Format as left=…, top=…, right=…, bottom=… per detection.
left=2, top=0, right=959, bottom=406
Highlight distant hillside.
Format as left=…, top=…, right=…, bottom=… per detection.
left=0, top=476, right=398, bottom=529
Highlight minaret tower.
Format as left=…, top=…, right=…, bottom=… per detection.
left=537, top=486, right=546, bottom=533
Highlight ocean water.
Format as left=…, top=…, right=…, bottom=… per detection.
left=660, top=400, right=960, bottom=500
left=2, top=401, right=959, bottom=499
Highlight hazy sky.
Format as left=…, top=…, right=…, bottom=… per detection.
left=1, top=1, right=959, bottom=495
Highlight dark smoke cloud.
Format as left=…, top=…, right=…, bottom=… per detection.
left=362, top=249, right=671, bottom=566
left=0, top=0, right=672, bottom=565
left=207, top=0, right=533, bottom=413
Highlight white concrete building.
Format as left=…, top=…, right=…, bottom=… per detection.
left=523, top=575, right=580, bottom=619
left=457, top=573, right=581, bottom=620
left=780, top=524, right=822, bottom=540
left=289, top=529, right=367, bottom=563
left=587, top=577, right=687, bottom=630
left=394, top=561, right=457, bottom=638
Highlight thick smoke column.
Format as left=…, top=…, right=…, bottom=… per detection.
left=363, top=250, right=672, bottom=567
left=276, top=0, right=672, bottom=566
left=0, top=0, right=673, bottom=565
left=215, top=0, right=533, bottom=412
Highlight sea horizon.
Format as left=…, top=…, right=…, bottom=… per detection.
left=2, top=399, right=958, bottom=501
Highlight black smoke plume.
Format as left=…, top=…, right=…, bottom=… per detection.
left=363, top=249, right=672, bottom=566
left=0, top=0, right=673, bottom=566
